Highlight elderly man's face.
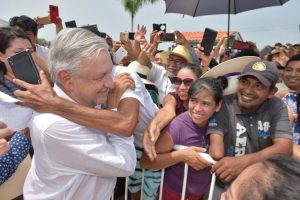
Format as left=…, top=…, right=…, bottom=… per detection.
left=167, top=54, right=186, bottom=77
left=69, top=50, right=114, bottom=107
left=220, top=163, right=263, bottom=200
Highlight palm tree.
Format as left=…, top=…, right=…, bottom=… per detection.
left=122, top=0, right=159, bottom=32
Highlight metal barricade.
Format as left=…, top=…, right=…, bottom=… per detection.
left=111, top=145, right=217, bottom=200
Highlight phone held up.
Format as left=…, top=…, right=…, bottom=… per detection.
left=200, top=28, right=218, bottom=56
left=160, top=33, right=175, bottom=42
left=153, top=24, right=166, bottom=32
left=119, top=31, right=135, bottom=41
left=49, top=5, right=60, bottom=24
left=8, top=50, right=41, bottom=85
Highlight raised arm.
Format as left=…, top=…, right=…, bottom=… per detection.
left=13, top=71, right=139, bottom=137
left=143, top=94, right=177, bottom=160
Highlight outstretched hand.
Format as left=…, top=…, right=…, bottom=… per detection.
left=13, top=70, right=57, bottom=112
left=142, top=122, right=160, bottom=161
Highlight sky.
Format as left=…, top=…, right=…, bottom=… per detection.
left=1, top=0, right=300, bottom=50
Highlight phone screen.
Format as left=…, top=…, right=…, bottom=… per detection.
left=201, top=28, right=218, bottom=56
left=49, top=5, right=59, bottom=24
left=160, top=33, right=175, bottom=42
left=8, top=50, right=41, bottom=85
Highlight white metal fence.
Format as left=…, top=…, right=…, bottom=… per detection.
left=112, top=145, right=217, bottom=200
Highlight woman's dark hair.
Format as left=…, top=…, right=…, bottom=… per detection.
left=188, top=76, right=228, bottom=105
left=178, top=64, right=201, bottom=78
left=0, top=27, right=31, bottom=83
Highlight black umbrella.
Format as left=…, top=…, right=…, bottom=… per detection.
left=164, top=0, right=290, bottom=47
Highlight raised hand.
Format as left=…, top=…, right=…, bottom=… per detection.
left=134, top=24, right=147, bottom=44
left=106, top=73, right=135, bottom=109
left=13, top=70, right=57, bottom=112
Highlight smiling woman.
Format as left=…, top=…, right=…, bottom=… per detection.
left=140, top=77, right=228, bottom=199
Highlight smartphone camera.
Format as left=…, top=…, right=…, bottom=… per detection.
left=65, top=20, right=77, bottom=28
left=129, top=32, right=135, bottom=40
left=160, top=33, right=175, bottom=42
left=153, top=24, right=166, bottom=32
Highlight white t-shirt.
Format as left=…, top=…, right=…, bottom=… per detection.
left=112, top=66, right=159, bottom=147
left=148, top=63, right=175, bottom=104
left=23, top=84, right=136, bottom=200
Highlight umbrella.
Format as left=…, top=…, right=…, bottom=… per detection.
left=0, top=18, right=8, bottom=27
left=164, top=0, right=290, bottom=47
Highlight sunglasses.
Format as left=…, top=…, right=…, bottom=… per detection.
left=174, top=77, right=194, bottom=86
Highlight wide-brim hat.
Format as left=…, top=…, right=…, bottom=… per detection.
left=201, top=56, right=260, bottom=95
left=127, top=61, right=156, bottom=86
left=160, top=44, right=194, bottom=65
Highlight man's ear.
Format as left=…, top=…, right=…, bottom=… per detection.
left=56, top=69, right=73, bottom=89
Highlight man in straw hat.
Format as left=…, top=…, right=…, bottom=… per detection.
left=203, top=57, right=293, bottom=199
left=147, top=30, right=198, bottom=104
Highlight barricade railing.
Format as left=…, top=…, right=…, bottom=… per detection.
left=112, top=145, right=217, bottom=200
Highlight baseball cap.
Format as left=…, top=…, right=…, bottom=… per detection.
left=239, top=60, right=279, bottom=86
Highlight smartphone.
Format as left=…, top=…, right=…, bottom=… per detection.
left=65, top=20, right=77, bottom=28
left=36, top=16, right=51, bottom=25
left=113, top=46, right=128, bottom=65
left=129, top=32, right=135, bottom=40
left=49, top=5, right=59, bottom=24
left=120, top=31, right=129, bottom=41
left=160, top=33, right=175, bottom=42
left=201, top=28, right=218, bottom=56
left=8, top=50, right=41, bottom=85
left=153, top=24, right=166, bottom=32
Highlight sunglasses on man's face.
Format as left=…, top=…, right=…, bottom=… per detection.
left=174, top=77, right=194, bottom=86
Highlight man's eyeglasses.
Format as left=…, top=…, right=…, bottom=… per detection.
left=173, top=77, right=194, bottom=86
left=168, top=58, right=185, bottom=65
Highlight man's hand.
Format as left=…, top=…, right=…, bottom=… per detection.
left=106, top=73, right=135, bottom=109
left=143, top=122, right=160, bottom=161
left=0, top=122, right=14, bottom=156
left=180, top=146, right=210, bottom=170
left=174, top=31, right=189, bottom=49
left=13, top=70, right=57, bottom=112
left=211, top=156, right=249, bottom=183
left=134, top=24, right=147, bottom=44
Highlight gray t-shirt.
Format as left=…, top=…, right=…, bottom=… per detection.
left=208, top=94, right=293, bottom=157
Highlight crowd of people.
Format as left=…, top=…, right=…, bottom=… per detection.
left=1, top=14, right=300, bottom=200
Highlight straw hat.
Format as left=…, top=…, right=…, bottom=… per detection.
left=201, top=56, right=260, bottom=95
left=160, top=45, right=194, bottom=65
left=127, top=61, right=155, bottom=86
